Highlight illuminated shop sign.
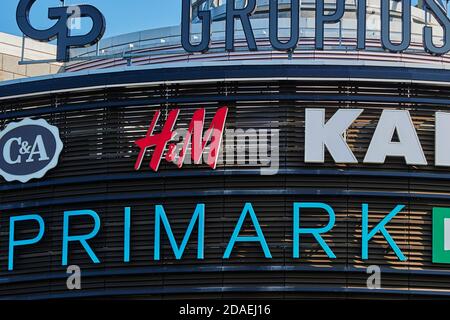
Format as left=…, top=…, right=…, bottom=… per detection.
left=134, top=107, right=228, bottom=172
left=7, top=108, right=450, bottom=180
left=433, top=207, right=450, bottom=264
left=0, top=118, right=63, bottom=183
left=135, top=107, right=450, bottom=171
left=16, top=0, right=450, bottom=62
left=5, top=107, right=450, bottom=269
left=6, top=202, right=406, bottom=270
left=6, top=203, right=450, bottom=270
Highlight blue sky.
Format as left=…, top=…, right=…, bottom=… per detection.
left=0, top=0, right=182, bottom=38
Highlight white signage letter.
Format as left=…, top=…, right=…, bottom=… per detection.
left=436, top=112, right=450, bottom=166
left=364, top=110, right=427, bottom=165
left=3, top=137, right=22, bottom=165
left=26, top=135, right=50, bottom=163
left=445, top=218, right=450, bottom=251
left=305, top=108, right=363, bottom=163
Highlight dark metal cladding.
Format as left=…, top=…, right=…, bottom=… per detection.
left=1, top=65, right=450, bottom=299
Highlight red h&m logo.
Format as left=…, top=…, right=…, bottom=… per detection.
left=134, top=107, right=228, bottom=172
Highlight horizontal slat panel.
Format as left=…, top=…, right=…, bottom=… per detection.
left=1, top=76, right=450, bottom=299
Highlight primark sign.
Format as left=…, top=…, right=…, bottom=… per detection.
left=15, top=0, right=450, bottom=62
left=132, top=108, right=450, bottom=172
left=4, top=108, right=450, bottom=270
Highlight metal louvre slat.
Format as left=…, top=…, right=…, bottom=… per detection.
left=2, top=71, right=450, bottom=298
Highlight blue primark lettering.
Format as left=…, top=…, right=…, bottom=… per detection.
left=362, top=203, right=407, bottom=261
left=9, top=214, right=45, bottom=271
left=224, top=203, right=272, bottom=259
left=62, top=210, right=101, bottom=266
left=5, top=203, right=408, bottom=270
left=124, top=207, right=131, bottom=263
left=293, top=202, right=336, bottom=259
left=154, top=204, right=205, bottom=260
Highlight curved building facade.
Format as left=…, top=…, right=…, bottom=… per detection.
left=2, top=0, right=450, bottom=299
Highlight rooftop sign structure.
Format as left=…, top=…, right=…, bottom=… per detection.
left=16, top=0, right=105, bottom=62
left=182, top=0, right=450, bottom=55
left=14, top=0, right=450, bottom=63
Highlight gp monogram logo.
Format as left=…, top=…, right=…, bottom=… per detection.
left=16, top=0, right=106, bottom=62
left=0, top=118, right=63, bottom=183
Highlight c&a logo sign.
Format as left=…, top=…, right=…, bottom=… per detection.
left=0, top=118, right=63, bottom=183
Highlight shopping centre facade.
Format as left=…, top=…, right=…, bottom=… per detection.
left=2, top=0, right=450, bottom=299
